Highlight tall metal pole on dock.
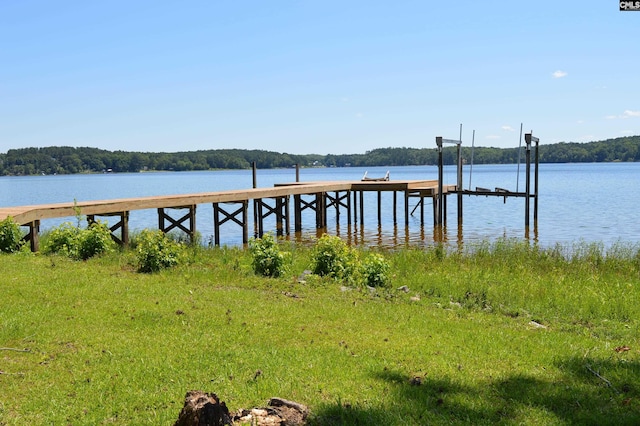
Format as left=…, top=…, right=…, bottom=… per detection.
left=516, top=123, right=523, bottom=192
left=468, top=130, right=475, bottom=190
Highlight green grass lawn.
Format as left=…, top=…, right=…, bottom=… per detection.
left=1, top=240, right=639, bottom=425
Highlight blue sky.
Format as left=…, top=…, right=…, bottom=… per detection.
left=1, top=1, right=639, bottom=154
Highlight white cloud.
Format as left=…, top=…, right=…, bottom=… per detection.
left=622, top=110, right=640, bottom=118
left=501, top=125, right=515, bottom=132
left=620, top=130, right=634, bottom=135
left=355, top=112, right=364, bottom=118
left=485, top=134, right=500, bottom=139
left=552, top=70, right=568, bottom=78
left=577, top=120, right=584, bottom=124
left=605, top=110, right=640, bottom=119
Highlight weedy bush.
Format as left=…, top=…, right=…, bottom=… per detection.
left=249, top=233, right=289, bottom=278
left=311, top=234, right=359, bottom=282
left=44, top=222, right=80, bottom=257
left=135, top=229, right=185, bottom=273
left=76, top=221, right=114, bottom=260
left=0, top=216, right=24, bottom=253
left=361, top=252, right=391, bottom=287
left=44, top=221, right=114, bottom=260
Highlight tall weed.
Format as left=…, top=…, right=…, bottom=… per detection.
left=249, top=233, right=289, bottom=278
left=135, top=229, right=185, bottom=273
left=311, top=234, right=359, bottom=282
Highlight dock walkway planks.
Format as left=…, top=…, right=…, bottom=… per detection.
left=0, top=179, right=448, bottom=251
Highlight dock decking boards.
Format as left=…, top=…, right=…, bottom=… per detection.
left=2, top=179, right=462, bottom=250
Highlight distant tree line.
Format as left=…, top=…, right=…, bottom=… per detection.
left=1, top=135, right=638, bottom=176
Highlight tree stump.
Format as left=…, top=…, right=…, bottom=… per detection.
left=174, top=391, right=232, bottom=426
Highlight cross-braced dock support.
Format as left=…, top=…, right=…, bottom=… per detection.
left=293, top=193, right=326, bottom=231
left=87, top=211, right=130, bottom=246
left=325, top=190, right=351, bottom=227
left=213, top=201, right=249, bottom=246
left=158, top=205, right=197, bottom=243
left=254, top=196, right=290, bottom=238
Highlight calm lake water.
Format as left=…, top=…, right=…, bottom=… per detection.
left=1, top=163, right=639, bottom=249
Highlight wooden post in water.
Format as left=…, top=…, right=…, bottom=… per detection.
left=346, top=190, right=352, bottom=225
left=534, top=136, right=539, bottom=227
left=359, top=191, right=364, bottom=227
left=294, top=195, right=302, bottom=232
left=276, top=197, right=283, bottom=236
left=315, top=193, right=324, bottom=228
left=436, top=134, right=463, bottom=226
left=285, top=195, right=290, bottom=235
left=436, top=136, right=444, bottom=225
left=456, top=140, right=463, bottom=226
left=432, top=195, right=438, bottom=226
left=404, top=191, right=410, bottom=226
left=524, top=134, right=532, bottom=228
left=524, top=132, right=540, bottom=229
left=296, top=164, right=300, bottom=182
left=393, top=191, right=397, bottom=226
left=242, top=200, right=249, bottom=243
left=377, top=191, right=382, bottom=226
left=252, top=161, right=258, bottom=237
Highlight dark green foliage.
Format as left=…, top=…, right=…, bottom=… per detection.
left=135, top=229, right=185, bottom=273
left=311, top=234, right=359, bottom=282
left=44, top=222, right=80, bottom=256
left=44, top=221, right=114, bottom=260
left=0, top=217, right=24, bottom=253
left=248, top=233, right=289, bottom=278
left=76, top=222, right=114, bottom=260
left=361, top=253, right=391, bottom=287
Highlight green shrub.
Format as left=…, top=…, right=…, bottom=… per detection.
left=76, top=221, right=114, bottom=260
left=361, top=253, right=391, bottom=288
left=44, top=221, right=114, bottom=260
left=135, top=229, right=185, bottom=273
left=249, top=233, right=289, bottom=278
left=44, top=222, right=81, bottom=257
left=0, top=217, right=24, bottom=253
left=311, top=234, right=359, bottom=282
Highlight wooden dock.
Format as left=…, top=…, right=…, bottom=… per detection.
left=0, top=178, right=455, bottom=251
left=1, top=132, right=540, bottom=251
